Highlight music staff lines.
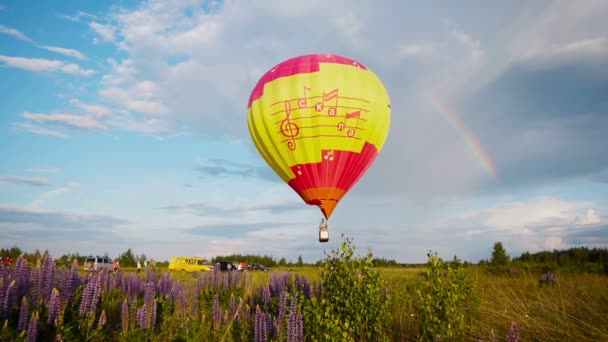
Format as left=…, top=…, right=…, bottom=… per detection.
left=270, top=105, right=369, bottom=117
left=280, top=134, right=363, bottom=145
left=272, top=113, right=368, bottom=126
left=276, top=123, right=365, bottom=134
left=269, top=95, right=370, bottom=108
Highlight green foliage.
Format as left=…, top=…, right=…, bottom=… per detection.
left=297, top=255, right=304, bottom=267
left=119, top=248, right=137, bottom=267
left=490, top=242, right=510, bottom=267
left=278, top=257, right=287, bottom=266
left=513, top=246, right=608, bottom=273
left=303, top=235, right=389, bottom=341
left=414, top=251, right=478, bottom=341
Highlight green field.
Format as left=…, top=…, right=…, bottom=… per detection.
left=1, top=242, right=607, bottom=341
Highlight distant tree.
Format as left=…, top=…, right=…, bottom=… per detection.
left=278, top=257, right=287, bottom=266
left=490, top=242, right=510, bottom=266
left=120, top=248, right=137, bottom=267
left=297, top=255, right=304, bottom=267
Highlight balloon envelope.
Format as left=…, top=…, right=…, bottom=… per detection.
left=247, top=54, right=391, bottom=219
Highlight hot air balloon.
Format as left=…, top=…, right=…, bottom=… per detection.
left=247, top=54, right=391, bottom=242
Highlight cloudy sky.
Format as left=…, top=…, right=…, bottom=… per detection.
left=1, top=0, right=607, bottom=263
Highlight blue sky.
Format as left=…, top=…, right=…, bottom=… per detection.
left=1, top=0, right=607, bottom=263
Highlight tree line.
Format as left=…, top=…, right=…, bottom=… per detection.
left=2, top=243, right=607, bottom=273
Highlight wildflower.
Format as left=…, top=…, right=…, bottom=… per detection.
left=506, top=321, right=520, bottom=342
left=18, top=296, right=28, bottom=331
left=278, top=291, right=287, bottom=326
left=254, top=305, right=268, bottom=342
left=47, top=288, right=61, bottom=327
left=213, top=293, right=222, bottom=328
left=286, top=295, right=303, bottom=342
left=98, top=310, right=106, bottom=326
left=121, top=299, right=129, bottom=334
left=27, top=311, right=39, bottom=342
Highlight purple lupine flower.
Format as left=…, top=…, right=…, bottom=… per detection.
left=27, top=310, right=39, bottom=342
left=0, top=278, right=6, bottom=317
left=296, top=275, right=311, bottom=299
left=150, top=300, right=157, bottom=328
left=98, top=309, right=106, bottom=326
left=278, top=291, right=287, bottom=329
left=18, top=296, right=28, bottom=331
left=262, top=285, right=271, bottom=308
left=254, top=305, right=268, bottom=342
left=287, top=294, right=303, bottom=342
left=507, top=322, right=520, bottom=342
left=245, top=304, right=251, bottom=323
left=158, top=272, right=173, bottom=298
left=213, top=293, right=222, bottom=326
left=136, top=305, right=146, bottom=329
left=3, top=280, right=16, bottom=318
left=223, top=271, right=229, bottom=290
left=47, top=288, right=61, bottom=326
left=69, top=261, right=80, bottom=298
left=29, top=268, right=41, bottom=307
left=79, top=274, right=97, bottom=317
left=121, top=299, right=129, bottom=334
left=144, top=281, right=155, bottom=305
left=14, top=257, right=31, bottom=297
left=41, top=255, right=57, bottom=306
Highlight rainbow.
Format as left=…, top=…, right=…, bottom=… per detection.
left=427, top=93, right=499, bottom=181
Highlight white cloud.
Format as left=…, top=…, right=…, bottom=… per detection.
left=22, top=112, right=105, bottom=130
left=69, top=99, right=113, bottom=117
left=99, top=83, right=167, bottom=116
left=400, top=44, right=435, bottom=58
left=62, top=10, right=98, bottom=22
left=11, top=122, right=68, bottom=138
left=39, top=45, right=87, bottom=60
left=450, top=29, right=484, bottom=61
left=575, top=209, right=601, bottom=225
left=0, top=175, right=49, bottom=186
left=0, top=24, right=32, bottom=42
left=28, top=183, right=77, bottom=209
left=0, top=55, right=96, bottom=76
left=27, top=167, right=60, bottom=174
left=0, top=55, right=62, bottom=71
left=90, top=22, right=116, bottom=43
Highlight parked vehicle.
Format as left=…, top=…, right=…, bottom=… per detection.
left=168, top=256, right=213, bottom=272
left=83, top=256, right=114, bottom=271
left=248, top=263, right=269, bottom=272
left=215, top=261, right=239, bottom=271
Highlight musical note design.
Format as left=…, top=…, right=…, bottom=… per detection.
left=315, top=88, right=339, bottom=117
left=272, top=87, right=369, bottom=146
left=298, top=86, right=311, bottom=109
left=323, top=150, right=335, bottom=161
left=280, top=100, right=300, bottom=150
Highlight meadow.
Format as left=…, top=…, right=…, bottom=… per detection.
left=1, top=240, right=607, bottom=341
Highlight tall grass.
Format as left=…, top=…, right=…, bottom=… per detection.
left=1, top=251, right=606, bottom=341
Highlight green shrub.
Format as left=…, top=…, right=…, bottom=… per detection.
left=303, top=235, right=390, bottom=341
left=415, top=251, right=478, bottom=341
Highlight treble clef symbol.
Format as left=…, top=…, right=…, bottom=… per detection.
left=280, top=100, right=300, bottom=150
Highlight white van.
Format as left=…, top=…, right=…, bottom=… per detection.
left=83, top=256, right=114, bottom=271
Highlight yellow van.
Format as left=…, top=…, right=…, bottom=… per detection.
left=168, top=256, right=213, bottom=272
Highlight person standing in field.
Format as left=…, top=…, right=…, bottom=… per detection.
left=137, top=260, right=141, bottom=274
left=113, top=259, right=119, bottom=272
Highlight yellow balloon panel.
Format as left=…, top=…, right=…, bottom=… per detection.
left=248, top=59, right=390, bottom=183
